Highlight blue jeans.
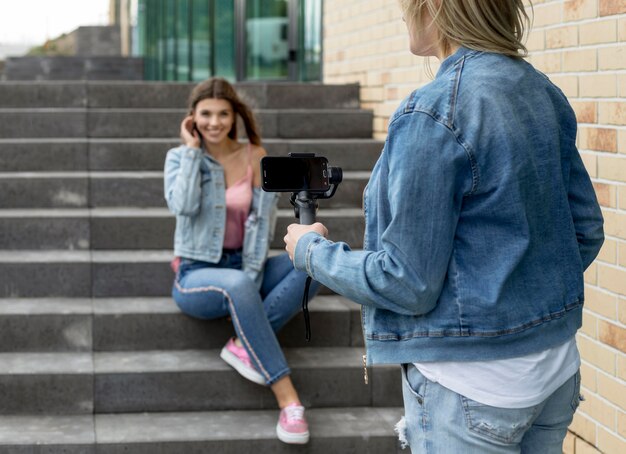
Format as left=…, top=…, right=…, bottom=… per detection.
left=172, top=251, right=318, bottom=385
left=400, top=364, right=581, bottom=453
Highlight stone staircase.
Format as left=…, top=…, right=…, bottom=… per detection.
left=0, top=81, right=403, bottom=452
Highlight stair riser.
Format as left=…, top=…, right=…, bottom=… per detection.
left=0, top=368, right=401, bottom=415
left=95, top=437, right=397, bottom=454
left=0, top=216, right=364, bottom=250
left=0, top=111, right=373, bottom=139
left=0, top=83, right=360, bottom=109
left=94, top=367, right=399, bottom=413
left=0, top=315, right=92, bottom=352
left=0, top=177, right=366, bottom=209
left=0, top=140, right=381, bottom=172
left=0, top=375, right=93, bottom=415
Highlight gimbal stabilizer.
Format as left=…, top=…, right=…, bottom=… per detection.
left=287, top=153, right=342, bottom=341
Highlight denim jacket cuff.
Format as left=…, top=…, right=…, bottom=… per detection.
left=293, top=232, right=324, bottom=276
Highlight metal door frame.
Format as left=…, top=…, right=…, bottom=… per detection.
left=235, top=0, right=299, bottom=81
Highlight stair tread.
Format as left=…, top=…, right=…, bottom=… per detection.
left=0, top=295, right=357, bottom=315
left=0, top=407, right=403, bottom=444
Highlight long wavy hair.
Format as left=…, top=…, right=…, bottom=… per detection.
left=399, top=0, right=532, bottom=59
left=187, top=78, right=262, bottom=146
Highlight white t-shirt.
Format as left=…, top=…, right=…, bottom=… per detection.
left=413, top=337, right=580, bottom=408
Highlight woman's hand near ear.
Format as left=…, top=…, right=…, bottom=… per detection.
left=181, top=115, right=201, bottom=149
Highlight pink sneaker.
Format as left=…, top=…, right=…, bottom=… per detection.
left=219, top=337, right=266, bottom=385
left=276, top=403, right=310, bottom=444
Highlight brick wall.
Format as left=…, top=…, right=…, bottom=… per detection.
left=323, top=1, right=626, bottom=452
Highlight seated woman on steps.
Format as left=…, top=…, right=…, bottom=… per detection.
left=164, top=77, right=318, bottom=445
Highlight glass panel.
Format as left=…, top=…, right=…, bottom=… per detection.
left=191, top=0, right=211, bottom=81
left=300, top=0, right=322, bottom=81
left=215, top=0, right=235, bottom=80
left=245, top=0, right=289, bottom=80
left=176, top=0, right=191, bottom=81
left=164, top=0, right=176, bottom=80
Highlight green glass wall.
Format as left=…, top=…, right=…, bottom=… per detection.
left=137, top=0, right=320, bottom=82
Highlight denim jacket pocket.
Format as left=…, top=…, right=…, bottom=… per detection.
left=461, top=396, right=538, bottom=445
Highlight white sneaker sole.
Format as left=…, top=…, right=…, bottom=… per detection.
left=220, top=346, right=266, bottom=385
left=276, top=423, right=310, bottom=444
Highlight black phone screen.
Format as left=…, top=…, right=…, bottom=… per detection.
left=261, top=156, right=330, bottom=192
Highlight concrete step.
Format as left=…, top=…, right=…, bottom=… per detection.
left=0, top=349, right=402, bottom=414
left=0, top=171, right=368, bottom=209
left=0, top=82, right=360, bottom=109
left=0, top=208, right=364, bottom=250
left=0, top=250, right=351, bottom=298
left=0, top=108, right=373, bottom=139
left=0, top=138, right=382, bottom=172
left=0, top=407, right=403, bottom=453
left=0, top=295, right=363, bottom=352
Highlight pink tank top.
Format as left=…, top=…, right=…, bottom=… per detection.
left=223, top=145, right=253, bottom=250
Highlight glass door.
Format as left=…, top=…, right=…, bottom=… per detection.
left=237, top=0, right=297, bottom=81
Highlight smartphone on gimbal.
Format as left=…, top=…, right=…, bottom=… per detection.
left=261, top=156, right=330, bottom=193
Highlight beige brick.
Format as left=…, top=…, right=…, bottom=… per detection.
left=597, top=426, right=626, bottom=454
left=580, top=360, right=599, bottom=392
left=564, top=48, right=597, bottom=72
left=571, top=411, right=598, bottom=444
left=531, top=52, right=562, bottom=73
left=547, top=25, right=579, bottom=49
left=620, top=355, right=626, bottom=380
left=620, top=297, right=626, bottom=326
left=620, top=17, right=626, bottom=41
left=585, top=286, right=618, bottom=319
left=597, top=372, right=626, bottom=410
left=580, top=391, right=617, bottom=428
left=572, top=101, right=597, bottom=123
left=527, top=30, right=545, bottom=52
left=580, top=19, right=618, bottom=45
left=598, top=319, right=626, bottom=353
left=598, top=264, right=626, bottom=295
left=619, top=129, right=626, bottom=154
left=596, top=238, right=617, bottom=263
left=599, top=102, right=626, bottom=126
left=550, top=74, right=579, bottom=97
left=620, top=186, right=626, bottom=210
left=600, top=0, right=626, bottom=16
left=578, top=333, right=616, bottom=373
left=576, top=437, right=602, bottom=453
left=564, top=431, right=576, bottom=454
left=593, top=182, right=617, bottom=208
left=619, top=409, right=626, bottom=438
left=580, top=74, right=617, bottom=97
left=585, top=261, right=598, bottom=284
left=565, top=0, right=599, bottom=21
left=582, top=310, right=599, bottom=337
left=586, top=128, right=618, bottom=152
left=599, top=46, right=626, bottom=70
left=535, top=2, right=564, bottom=27
left=598, top=155, right=626, bottom=182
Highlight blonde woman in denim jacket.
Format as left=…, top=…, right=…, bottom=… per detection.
left=284, top=1, right=604, bottom=452
left=165, top=78, right=317, bottom=445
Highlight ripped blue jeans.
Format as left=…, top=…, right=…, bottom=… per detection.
left=172, top=251, right=318, bottom=385
left=399, top=364, right=581, bottom=453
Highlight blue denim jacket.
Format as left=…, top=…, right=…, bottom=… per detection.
left=294, top=47, right=604, bottom=364
left=164, top=145, right=278, bottom=288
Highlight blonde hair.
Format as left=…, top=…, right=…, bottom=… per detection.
left=399, top=0, right=532, bottom=58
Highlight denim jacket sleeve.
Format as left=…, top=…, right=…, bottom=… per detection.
left=293, top=112, right=474, bottom=316
left=567, top=148, right=604, bottom=270
left=164, top=145, right=203, bottom=216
